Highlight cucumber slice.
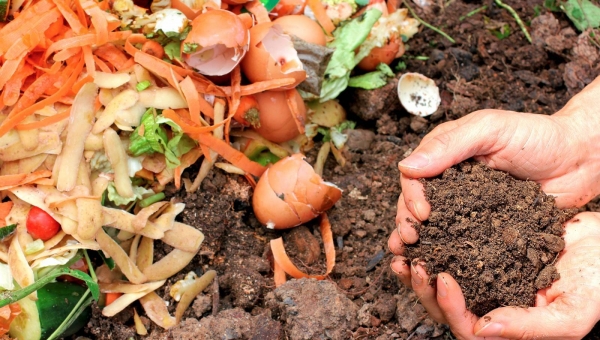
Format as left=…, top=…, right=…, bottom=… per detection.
left=8, top=282, right=92, bottom=340
left=8, top=296, right=42, bottom=340
left=0, top=224, right=16, bottom=241
left=0, top=0, right=10, bottom=22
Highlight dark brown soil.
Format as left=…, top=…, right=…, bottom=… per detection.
left=77, top=0, right=600, bottom=339
left=404, top=161, right=578, bottom=316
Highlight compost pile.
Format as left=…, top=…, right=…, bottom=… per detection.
left=405, top=161, right=578, bottom=316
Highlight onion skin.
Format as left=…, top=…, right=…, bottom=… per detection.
left=254, top=89, right=306, bottom=143
left=273, top=15, right=326, bottom=46
left=357, top=39, right=402, bottom=71
left=241, top=22, right=306, bottom=90
left=252, top=154, right=342, bottom=229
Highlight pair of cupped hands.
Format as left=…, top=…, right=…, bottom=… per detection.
left=387, top=77, right=600, bottom=340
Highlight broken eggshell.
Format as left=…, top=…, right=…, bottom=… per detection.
left=397, top=72, right=441, bottom=117
left=241, top=22, right=306, bottom=90
left=181, top=9, right=249, bottom=76
left=252, top=154, right=342, bottom=229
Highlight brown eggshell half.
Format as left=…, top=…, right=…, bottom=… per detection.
left=254, top=89, right=306, bottom=143
left=273, top=15, right=326, bottom=46
left=357, top=39, right=401, bottom=71
left=241, top=22, right=306, bottom=89
left=253, top=167, right=301, bottom=229
left=252, top=154, right=342, bottom=229
left=182, top=10, right=250, bottom=76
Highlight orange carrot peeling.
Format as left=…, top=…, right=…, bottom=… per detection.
left=141, top=40, right=165, bottom=60
left=307, top=0, right=335, bottom=35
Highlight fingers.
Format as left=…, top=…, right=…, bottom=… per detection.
left=398, top=110, right=506, bottom=179
left=388, top=228, right=404, bottom=255
left=390, top=255, right=411, bottom=287
left=410, top=260, right=446, bottom=323
left=400, top=174, right=430, bottom=221
left=435, top=273, right=482, bottom=340
left=395, top=193, right=419, bottom=244
left=473, top=296, right=596, bottom=339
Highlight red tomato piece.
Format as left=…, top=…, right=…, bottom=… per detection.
left=26, top=206, right=61, bottom=241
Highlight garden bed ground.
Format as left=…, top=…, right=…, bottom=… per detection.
left=79, top=0, right=600, bottom=339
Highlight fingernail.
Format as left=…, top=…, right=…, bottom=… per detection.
left=399, top=153, right=430, bottom=170
left=474, top=322, right=504, bottom=337
left=411, top=201, right=424, bottom=221
left=396, top=228, right=408, bottom=245
left=437, top=275, right=448, bottom=297
left=390, top=256, right=406, bottom=275
left=411, top=260, right=423, bottom=285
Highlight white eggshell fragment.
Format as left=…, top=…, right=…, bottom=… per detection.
left=397, top=72, right=441, bottom=117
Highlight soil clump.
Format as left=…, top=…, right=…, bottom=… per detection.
left=405, top=161, right=578, bottom=316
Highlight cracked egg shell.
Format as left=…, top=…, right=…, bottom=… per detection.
left=252, top=154, right=342, bottom=229
left=181, top=9, right=249, bottom=76
left=397, top=72, right=441, bottom=117
left=241, top=22, right=306, bottom=90
left=254, top=89, right=306, bottom=143
left=273, top=15, right=326, bottom=46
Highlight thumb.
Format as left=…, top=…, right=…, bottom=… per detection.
left=398, top=112, right=503, bottom=178
left=473, top=296, right=596, bottom=339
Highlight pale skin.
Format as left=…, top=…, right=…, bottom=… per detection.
left=388, top=76, right=600, bottom=339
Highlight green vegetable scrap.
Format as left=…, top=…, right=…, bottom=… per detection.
left=320, top=9, right=383, bottom=102
left=561, top=0, right=600, bottom=31
left=0, top=223, right=16, bottom=241
left=106, top=182, right=154, bottom=206
left=136, top=80, right=152, bottom=91
left=129, top=109, right=197, bottom=168
left=146, top=27, right=191, bottom=61
left=348, top=63, right=395, bottom=90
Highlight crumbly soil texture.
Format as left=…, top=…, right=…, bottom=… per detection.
left=78, top=1, right=600, bottom=339
left=404, top=161, right=577, bottom=317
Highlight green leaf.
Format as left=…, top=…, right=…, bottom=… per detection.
left=348, top=71, right=388, bottom=89
left=355, top=0, right=368, bottom=6
left=98, top=250, right=115, bottom=270
left=129, top=109, right=168, bottom=156
left=320, top=9, right=382, bottom=102
left=106, top=182, right=154, bottom=206
left=544, top=0, right=561, bottom=11
left=317, top=127, right=332, bottom=141
left=136, top=80, right=152, bottom=92
left=348, top=63, right=394, bottom=90
left=395, top=61, right=407, bottom=71
left=0, top=224, right=16, bottom=241
left=46, top=291, right=93, bottom=340
left=164, top=41, right=181, bottom=61
left=250, top=151, right=280, bottom=166
left=183, top=43, right=199, bottom=54
left=490, top=24, right=511, bottom=39
left=129, top=110, right=198, bottom=169
left=336, top=120, right=356, bottom=132
left=562, top=0, right=600, bottom=31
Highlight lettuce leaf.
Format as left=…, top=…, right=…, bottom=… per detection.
left=106, top=182, right=154, bottom=206
left=129, top=109, right=197, bottom=168
left=320, top=9, right=382, bottom=102
left=348, top=63, right=394, bottom=89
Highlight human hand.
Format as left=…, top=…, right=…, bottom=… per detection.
left=393, top=75, right=600, bottom=245
left=388, top=212, right=600, bottom=340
